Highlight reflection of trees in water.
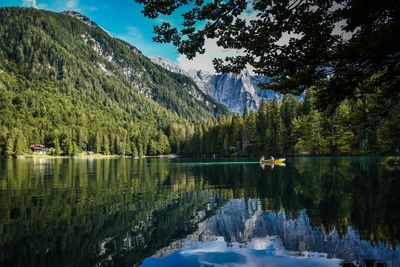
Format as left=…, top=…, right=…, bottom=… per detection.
left=96, top=191, right=222, bottom=266
left=166, top=198, right=400, bottom=266
left=186, top=157, right=400, bottom=245
left=0, top=159, right=222, bottom=267
left=0, top=157, right=398, bottom=266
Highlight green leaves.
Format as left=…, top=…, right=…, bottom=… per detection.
left=137, top=0, right=400, bottom=106
left=0, top=7, right=229, bottom=157
left=182, top=90, right=400, bottom=157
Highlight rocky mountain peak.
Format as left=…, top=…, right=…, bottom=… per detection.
left=62, top=11, right=98, bottom=28
left=149, top=56, right=280, bottom=114
left=149, top=56, right=188, bottom=76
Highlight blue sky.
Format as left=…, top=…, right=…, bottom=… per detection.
left=0, top=0, right=182, bottom=61
left=0, top=0, right=246, bottom=72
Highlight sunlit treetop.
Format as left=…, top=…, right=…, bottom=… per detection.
left=135, top=0, right=400, bottom=108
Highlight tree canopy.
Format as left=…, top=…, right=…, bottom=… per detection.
left=182, top=91, right=400, bottom=157
left=0, top=7, right=226, bottom=158
left=136, top=0, right=400, bottom=107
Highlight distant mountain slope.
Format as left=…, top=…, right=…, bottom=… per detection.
left=188, top=70, right=280, bottom=114
left=0, top=7, right=227, bottom=157
left=150, top=56, right=281, bottom=114
left=149, top=56, right=188, bottom=76
left=0, top=8, right=226, bottom=121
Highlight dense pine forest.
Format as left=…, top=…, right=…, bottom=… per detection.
left=0, top=7, right=226, bottom=158
left=181, top=91, right=400, bottom=157
left=132, top=0, right=400, bottom=157
left=0, top=7, right=399, bottom=158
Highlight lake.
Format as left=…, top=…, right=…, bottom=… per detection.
left=0, top=157, right=399, bottom=267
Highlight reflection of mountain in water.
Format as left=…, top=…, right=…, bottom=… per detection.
left=0, top=159, right=223, bottom=267
left=153, top=199, right=400, bottom=266
left=95, top=191, right=223, bottom=267
left=1, top=157, right=399, bottom=267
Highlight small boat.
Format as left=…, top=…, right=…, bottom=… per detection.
left=260, top=162, right=286, bottom=169
left=260, top=157, right=286, bottom=165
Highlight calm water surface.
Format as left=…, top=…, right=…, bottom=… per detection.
left=0, top=157, right=399, bottom=267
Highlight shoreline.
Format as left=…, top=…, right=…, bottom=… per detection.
left=12, top=154, right=179, bottom=160
left=3, top=154, right=398, bottom=160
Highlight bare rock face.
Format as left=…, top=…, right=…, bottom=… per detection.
left=149, top=56, right=188, bottom=76
left=188, top=69, right=280, bottom=114
left=149, top=56, right=280, bottom=114
left=151, top=198, right=400, bottom=266
left=63, top=11, right=99, bottom=28
left=63, top=10, right=113, bottom=36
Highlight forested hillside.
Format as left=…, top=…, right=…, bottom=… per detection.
left=0, top=7, right=226, bottom=157
left=181, top=91, right=400, bottom=156
left=0, top=7, right=398, bottom=158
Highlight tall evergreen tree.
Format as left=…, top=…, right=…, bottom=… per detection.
left=14, top=130, right=27, bottom=157
left=95, top=132, right=102, bottom=154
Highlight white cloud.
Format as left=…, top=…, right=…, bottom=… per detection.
left=22, top=0, right=36, bottom=8
left=176, top=6, right=258, bottom=74
left=36, top=2, right=49, bottom=9
left=21, top=0, right=93, bottom=13
left=177, top=38, right=244, bottom=74
left=66, top=0, right=78, bottom=10
left=43, top=0, right=81, bottom=11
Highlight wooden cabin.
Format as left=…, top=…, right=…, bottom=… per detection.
left=30, top=144, right=47, bottom=154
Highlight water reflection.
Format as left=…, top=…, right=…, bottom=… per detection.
left=144, top=199, right=399, bottom=266
left=144, top=237, right=342, bottom=267
left=0, top=157, right=399, bottom=266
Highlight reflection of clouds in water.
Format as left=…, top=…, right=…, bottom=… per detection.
left=145, top=198, right=400, bottom=267
left=143, top=236, right=342, bottom=267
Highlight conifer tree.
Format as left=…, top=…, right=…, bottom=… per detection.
left=72, top=142, right=79, bottom=156
left=78, top=128, right=88, bottom=151
left=230, top=115, right=242, bottom=154
left=5, top=134, right=15, bottom=158
left=102, top=135, right=110, bottom=155
left=241, top=112, right=258, bottom=155
left=124, top=137, right=132, bottom=156
left=14, top=130, right=27, bottom=157
left=95, top=132, right=102, bottom=154
left=138, top=143, right=144, bottom=158
left=54, top=138, right=61, bottom=156
left=131, top=143, right=138, bottom=158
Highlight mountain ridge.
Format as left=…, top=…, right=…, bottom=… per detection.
left=0, top=7, right=226, bottom=157
left=0, top=7, right=226, bottom=120
left=149, top=56, right=281, bottom=114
